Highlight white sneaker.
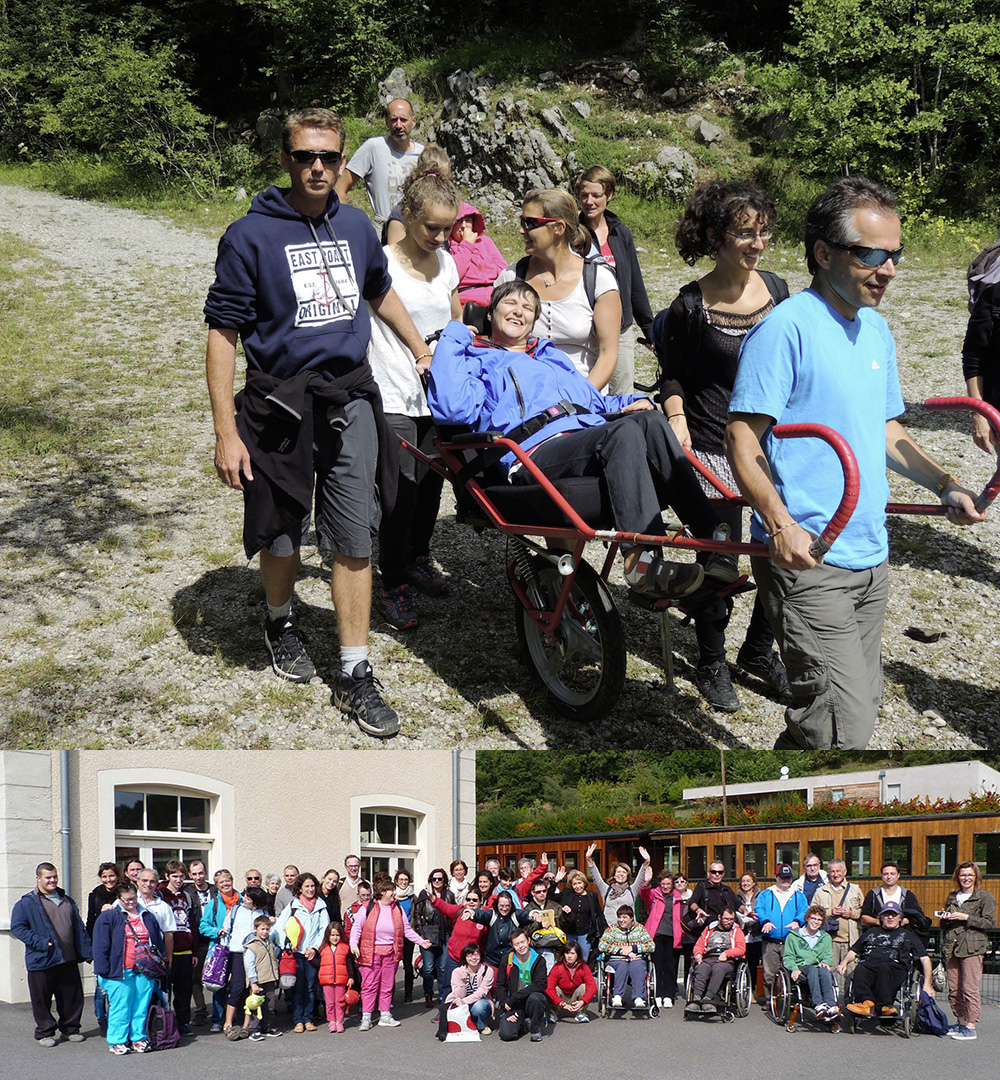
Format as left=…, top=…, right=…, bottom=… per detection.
left=359, top=1014, right=372, bottom=1032
left=634, top=997, right=646, bottom=1008
left=662, top=997, right=673, bottom=1008
left=378, top=1013, right=400, bottom=1028
left=611, top=995, right=623, bottom=1008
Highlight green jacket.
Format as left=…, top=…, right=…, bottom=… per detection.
left=941, top=889, right=997, bottom=959
left=783, top=926, right=833, bottom=971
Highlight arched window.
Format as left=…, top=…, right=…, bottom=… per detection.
left=350, top=794, right=436, bottom=885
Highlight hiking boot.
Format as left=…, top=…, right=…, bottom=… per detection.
left=696, top=661, right=741, bottom=713
left=702, top=523, right=740, bottom=585
left=407, top=556, right=450, bottom=596
left=736, top=646, right=792, bottom=703
left=847, top=1000, right=874, bottom=1016
left=264, top=612, right=317, bottom=683
left=627, top=551, right=704, bottom=600
left=381, top=584, right=418, bottom=630
left=333, top=661, right=401, bottom=738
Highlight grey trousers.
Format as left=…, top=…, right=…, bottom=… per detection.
left=750, top=556, right=889, bottom=750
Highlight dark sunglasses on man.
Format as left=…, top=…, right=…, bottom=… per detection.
left=823, top=237, right=904, bottom=267
left=288, top=149, right=343, bottom=165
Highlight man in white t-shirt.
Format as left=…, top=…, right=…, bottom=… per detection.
left=135, top=868, right=177, bottom=972
left=336, top=99, right=423, bottom=231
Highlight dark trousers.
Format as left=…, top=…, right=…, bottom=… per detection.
left=379, top=414, right=443, bottom=587
left=498, top=991, right=547, bottom=1040
left=851, top=961, right=907, bottom=1007
left=692, top=956, right=734, bottom=1000
left=694, top=502, right=775, bottom=665
left=516, top=411, right=721, bottom=539
left=400, top=939, right=415, bottom=1001
left=652, top=935, right=678, bottom=1000
left=248, top=982, right=278, bottom=1033
left=170, top=953, right=193, bottom=1027
left=27, top=962, right=84, bottom=1040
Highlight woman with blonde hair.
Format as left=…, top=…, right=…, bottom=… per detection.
left=494, top=187, right=621, bottom=390
left=939, top=860, right=996, bottom=1040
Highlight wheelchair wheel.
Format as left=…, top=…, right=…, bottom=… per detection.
left=901, top=966, right=922, bottom=1038
left=769, top=969, right=791, bottom=1026
left=513, top=556, right=625, bottom=722
left=596, top=958, right=608, bottom=1018
left=734, top=962, right=751, bottom=1018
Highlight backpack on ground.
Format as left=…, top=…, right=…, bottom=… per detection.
left=916, top=989, right=949, bottom=1036
left=967, top=236, right=1000, bottom=312
left=146, top=1001, right=181, bottom=1050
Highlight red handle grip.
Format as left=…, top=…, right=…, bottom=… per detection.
left=772, top=422, right=860, bottom=557
left=924, top=397, right=1000, bottom=511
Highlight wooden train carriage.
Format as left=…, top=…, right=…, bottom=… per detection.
left=478, top=811, right=1000, bottom=915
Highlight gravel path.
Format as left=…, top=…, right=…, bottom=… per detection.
left=1, top=184, right=997, bottom=749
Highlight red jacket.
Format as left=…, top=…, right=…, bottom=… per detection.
left=431, top=896, right=488, bottom=962
left=693, top=922, right=746, bottom=962
left=318, top=940, right=358, bottom=986
left=546, top=959, right=597, bottom=1007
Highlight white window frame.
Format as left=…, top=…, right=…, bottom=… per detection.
left=350, top=794, right=436, bottom=888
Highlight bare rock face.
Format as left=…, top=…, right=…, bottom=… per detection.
left=379, top=67, right=413, bottom=105
left=541, top=106, right=575, bottom=143
left=626, top=146, right=697, bottom=198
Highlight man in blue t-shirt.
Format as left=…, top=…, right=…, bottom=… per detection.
left=725, top=176, right=984, bottom=750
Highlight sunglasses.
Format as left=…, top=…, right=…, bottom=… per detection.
left=519, top=216, right=560, bottom=232
left=288, top=149, right=343, bottom=165
left=823, top=237, right=904, bottom=267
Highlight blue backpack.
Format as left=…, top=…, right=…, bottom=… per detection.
left=916, top=990, right=949, bottom=1036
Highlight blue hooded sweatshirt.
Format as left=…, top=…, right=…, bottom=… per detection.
left=204, top=186, right=392, bottom=380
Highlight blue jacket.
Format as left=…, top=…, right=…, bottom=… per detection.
left=427, top=321, right=646, bottom=475
left=204, top=186, right=391, bottom=380
left=755, top=886, right=809, bottom=941
left=92, top=907, right=165, bottom=979
left=10, top=889, right=92, bottom=971
left=200, top=890, right=242, bottom=942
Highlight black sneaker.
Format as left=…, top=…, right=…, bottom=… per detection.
left=264, top=612, right=317, bottom=683
left=333, top=661, right=401, bottom=738
left=736, top=646, right=792, bottom=703
left=381, top=585, right=418, bottom=630
left=702, top=523, right=740, bottom=585
left=696, top=661, right=741, bottom=712
left=407, top=556, right=450, bottom=597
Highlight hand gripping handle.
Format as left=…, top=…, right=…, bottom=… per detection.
left=924, top=397, right=1000, bottom=512
left=772, top=423, right=860, bottom=557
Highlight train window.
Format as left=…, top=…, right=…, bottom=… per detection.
left=564, top=851, right=578, bottom=869
left=882, top=837, right=912, bottom=875
left=714, top=845, right=736, bottom=879
left=662, top=844, right=680, bottom=875
left=844, top=839, right=871, bottom=877
left=807, top=840, right=835, bottom=867
left=775, top=842, right=800, bottom=876
left=926, top=835, right=958, bottom=875
left=687, top=846, right=708, bottom=880
left=743, top=843, right=768, bottom=878
left=974, top=833, right=1000, bottom=875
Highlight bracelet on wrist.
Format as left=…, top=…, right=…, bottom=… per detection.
left=414, top=352, right=432, bottom=363
left=934, top=472, right=958, bottom=496
left=666, top=413, right=685, bottom=420
left=769, top=520, right=798, bottom=538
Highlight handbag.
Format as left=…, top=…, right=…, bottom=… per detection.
left=126, top=919, right=170, bottom=980
left=444, top=1001, right=480, bottom=1042
left=916, top=989, right=949, bottom=1036
left=201, top=940, right=231, bottom=992
left=279, top=945, right=298, bottom=990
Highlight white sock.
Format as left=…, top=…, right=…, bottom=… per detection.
left=340, top=646, right=367, bottom=677
left=267, top=600, right=292, bottom=622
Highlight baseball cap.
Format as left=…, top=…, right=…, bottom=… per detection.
left=879, top=901, right=903, bottom=916
left=776, top=864, right=794, bottom=878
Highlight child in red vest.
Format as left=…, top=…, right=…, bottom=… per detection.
left=317, top=923, right=359, bottom=1032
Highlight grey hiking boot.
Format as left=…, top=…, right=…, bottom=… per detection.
left=264, top=612, right=317, bottom=683
left=333, top=661, right=401, bottom=738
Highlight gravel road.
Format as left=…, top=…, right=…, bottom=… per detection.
left=1, top=183, right=997, bottom=749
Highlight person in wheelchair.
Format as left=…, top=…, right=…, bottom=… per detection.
left=598, top=905, right=655, bottom=1008
left=427, top=281, right=736, bottom=602
left=686, top=907, right=745, bottom=1014
left=783, top=904, right=841, bottom=1021
left=838, top=901, right=933, bottom=1017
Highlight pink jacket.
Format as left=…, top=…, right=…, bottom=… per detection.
left=445, top=962, right=494, bottom=1008
left=640, top=882, right=683, bottom=947
left=451, top=202, right=507, bottom=307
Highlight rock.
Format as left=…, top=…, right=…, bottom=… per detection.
left=662, top=88, right=679, bottom=103
left=571, top=100, right=591, bottom=119
left=538, top=70, right=558, bottom=83
left=541, top=106, right=575, bottom=143
left=696, top=119, right=724, bottom=144
left=626, top=145, right=697, bottom=199
left=378, top=67, right=413, bottom=105
left=685, top=113, right=703, bottom=130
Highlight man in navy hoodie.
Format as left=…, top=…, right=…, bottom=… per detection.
left=10, top=863, right=93, bottom=1047
left=205, top=107, right=427, bottom=738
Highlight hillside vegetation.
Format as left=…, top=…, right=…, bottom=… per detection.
left=3, top=0, right=999, bottom=236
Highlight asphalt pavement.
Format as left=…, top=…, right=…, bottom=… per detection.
left=0, top=991, right=991, bottom=1078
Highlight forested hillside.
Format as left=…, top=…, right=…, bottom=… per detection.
left=2, top=0, right=999, bottom=220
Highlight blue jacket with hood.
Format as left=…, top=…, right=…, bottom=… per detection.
left=427, top=321, right=646, bottom=475
left=204, top=186, right=391, bottom=380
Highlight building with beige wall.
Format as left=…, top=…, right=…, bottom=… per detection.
left=0, top=749, right=475, bottom=1004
